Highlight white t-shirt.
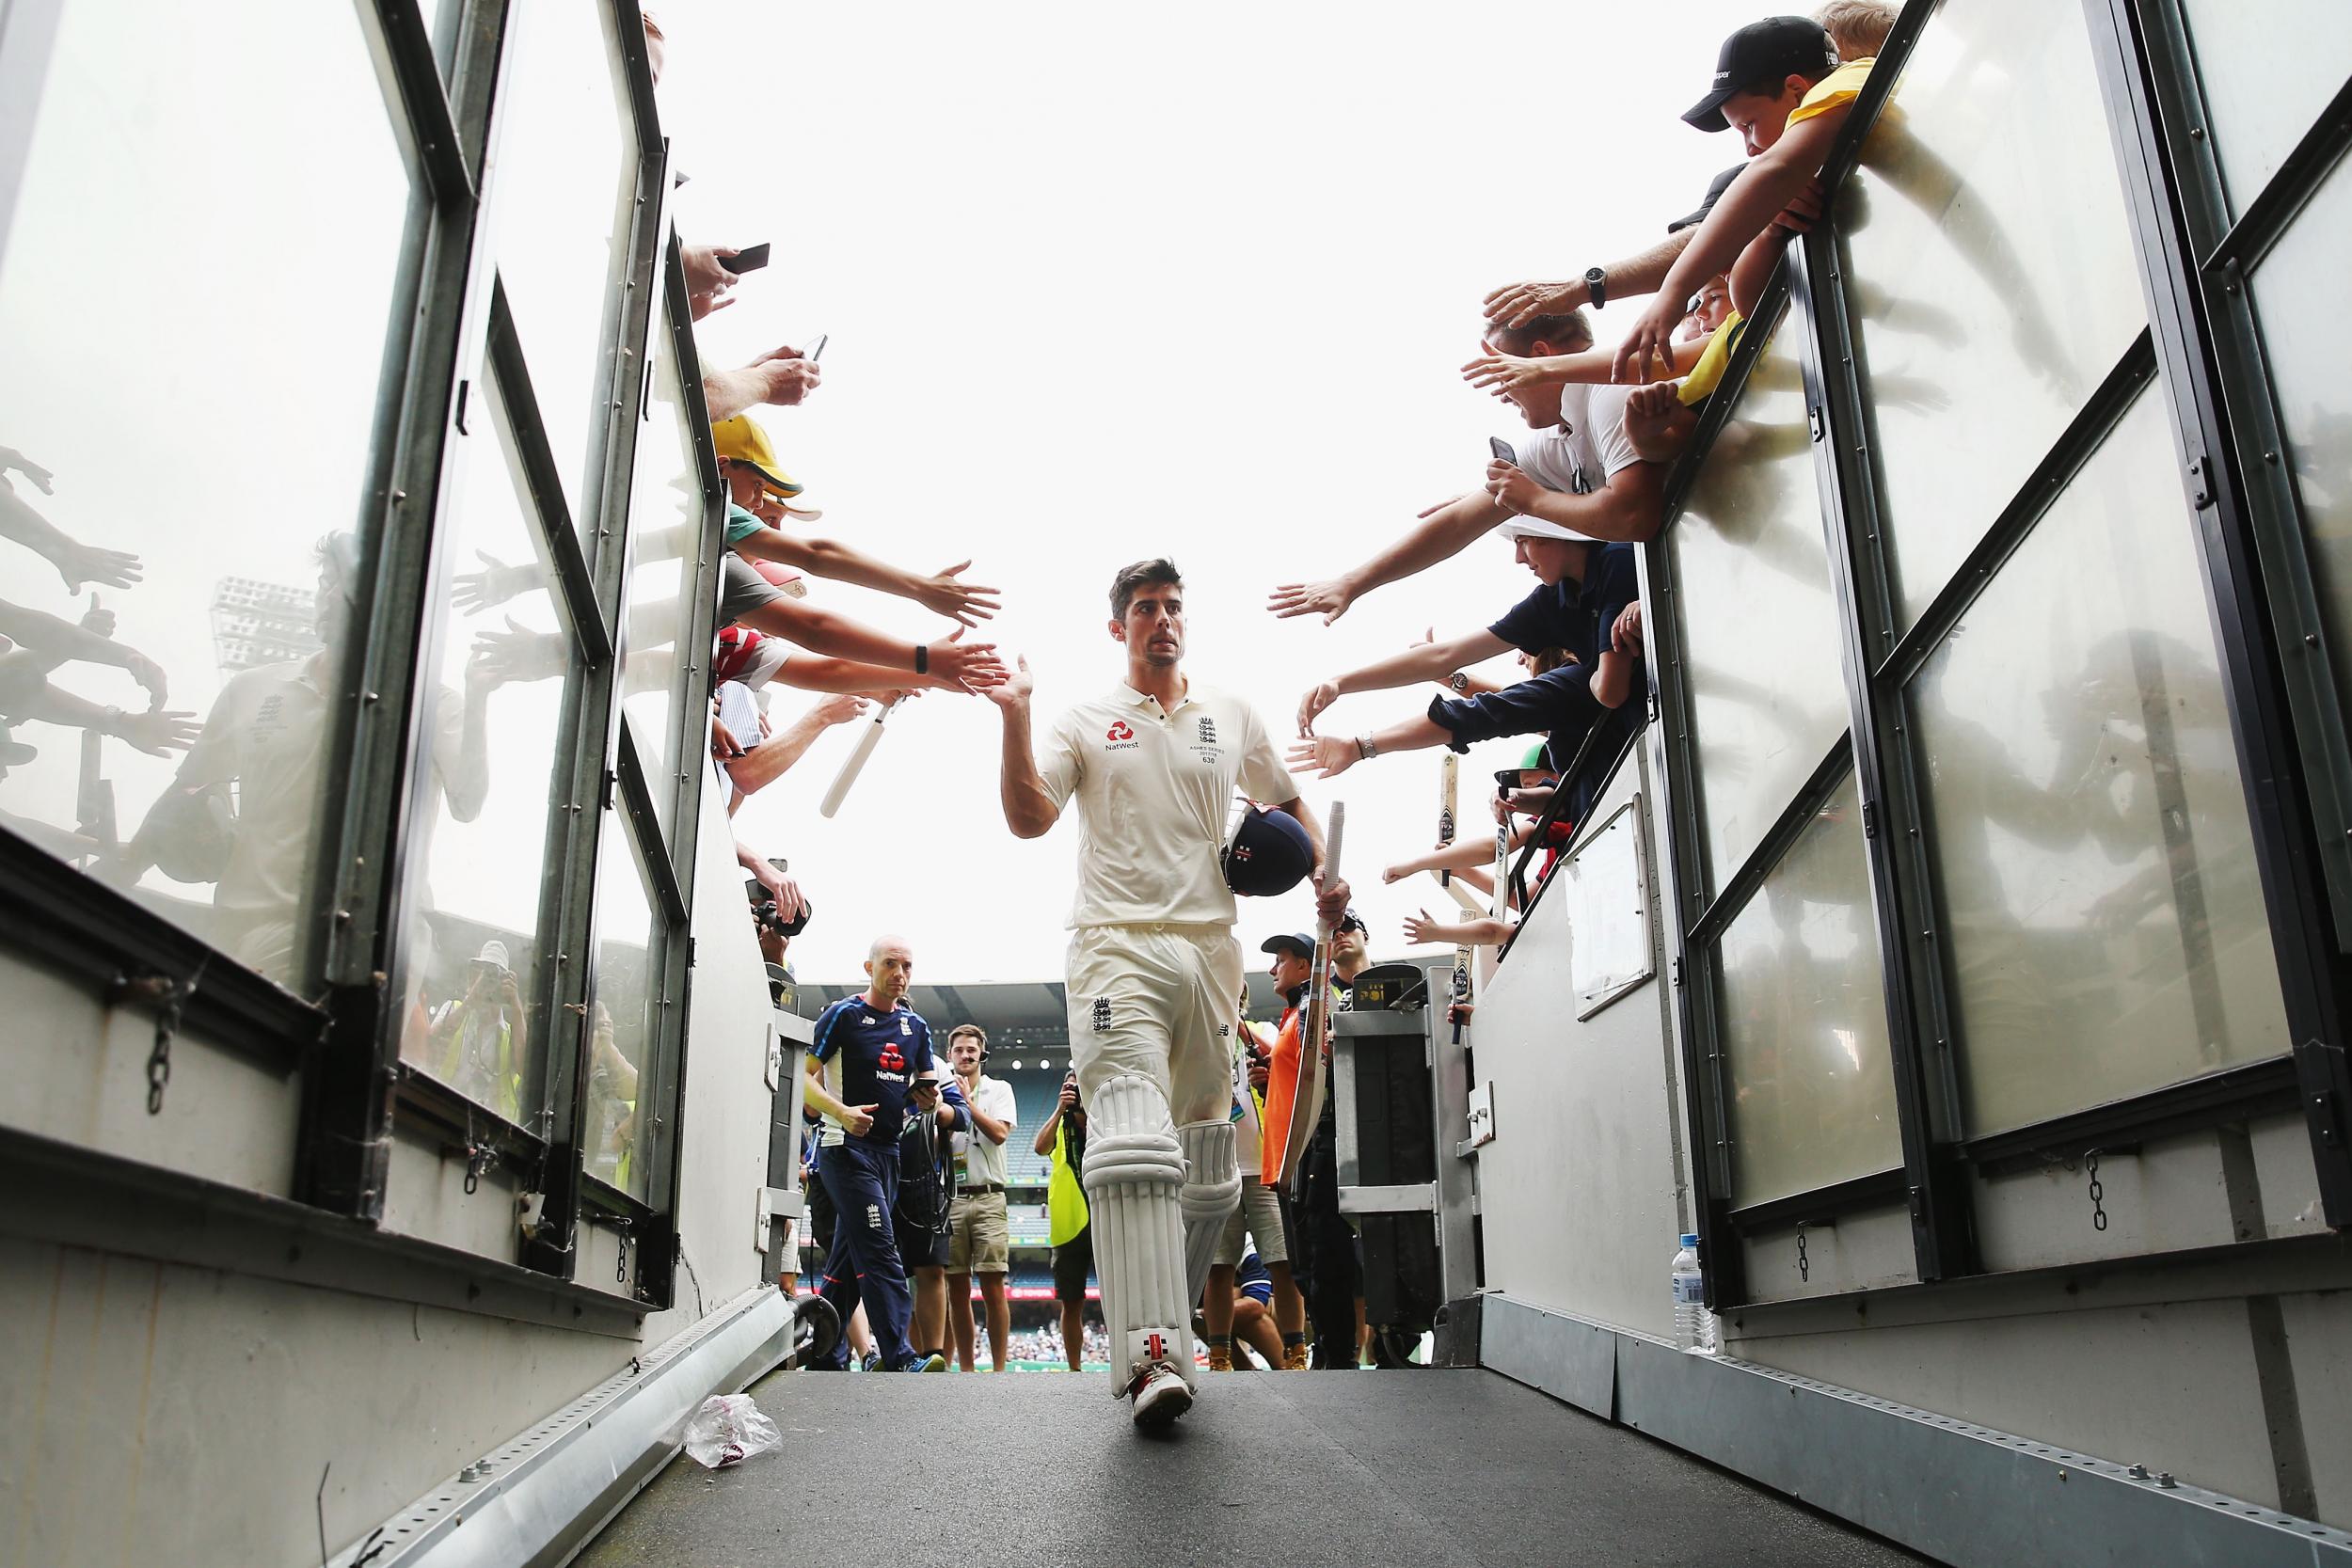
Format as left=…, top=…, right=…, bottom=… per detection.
left=950, top=1073, right=1019, bottom=1187
left=1499, top=381, right=1641, bottom=536
left=1036, top=680, right=1297, bottom=929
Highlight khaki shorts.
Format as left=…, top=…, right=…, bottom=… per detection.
left=1215, top=1175, right=1289, bottom=1267
left=948, top=1189, right=1009, bottom=1275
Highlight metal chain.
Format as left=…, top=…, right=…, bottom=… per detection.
left=614, top=1218, right=633, bottom=1284
left=2086, top=1148, right=2107, bottom=1232
left=146, top=995, right=180, bottom=1116
left=1796, top=1222, right=1810, bottom=1283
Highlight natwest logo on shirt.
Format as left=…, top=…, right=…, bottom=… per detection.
left=1105, top=720, right=1135, bottom=741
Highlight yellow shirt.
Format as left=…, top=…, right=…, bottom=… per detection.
left=1787, top=55, right=1875, bottom=128
left=1677, top=311, right=1748, bottom=406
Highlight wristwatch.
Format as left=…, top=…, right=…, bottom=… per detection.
left=1356, top=735, right=1380, bottom=761
left=1446, top=672, right=1470, bottom=693
left=1584, top=265, right=1608, bottom=309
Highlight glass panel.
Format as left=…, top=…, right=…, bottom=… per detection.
left=2249, top=152, right=2352, bottom=768
left=2178, top=0, right=2352, bottom=218
left=1564, top=801, right=1653, bottom=1016
left=491, top=0, right=634, bottom=524
left=1842, top=0, right=2146, bottom=631
left=1665, top=310, right=1848, bottom=893
left=1716, top=768, right=1901, bottom=1205
left=588, top=808, right=660, bottom=1199
left=1909, top=392, right=2290, bottom=1137
left=0, top=0, right=411, bottom=990
left=393, top=377, right=575, bottom=1126
left=619, top=323, right=702, bottom=844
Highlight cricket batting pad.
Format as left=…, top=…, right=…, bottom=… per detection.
left=1081, top=1075, right=1195, bottom=1391
left=1178, top=1118, right=1242, bottom=1308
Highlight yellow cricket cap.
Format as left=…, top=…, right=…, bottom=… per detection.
left=710, top=415, right=803, bottom=499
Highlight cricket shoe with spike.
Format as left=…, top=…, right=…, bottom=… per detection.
left=1126, top=1360, right=1193, bottom=1428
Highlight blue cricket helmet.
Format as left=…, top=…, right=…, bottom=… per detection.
left=1223, top=804, right=1313, bottom=897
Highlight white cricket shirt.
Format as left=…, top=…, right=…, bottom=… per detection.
left=1037, top=680, right=1298, bottom=929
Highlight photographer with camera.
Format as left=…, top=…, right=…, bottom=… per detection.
left=897, top=1064, right=970, bottom=1369
left=1033, top=1067, right=1092, bottom=1372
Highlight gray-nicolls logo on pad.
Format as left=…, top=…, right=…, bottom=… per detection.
left=1091, top=997, right=1113, bottom=1033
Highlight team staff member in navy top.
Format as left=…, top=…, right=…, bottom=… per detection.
left=1288, top=521, right=1642, bottom=820
left=801, top=933, right=950, bottom=1373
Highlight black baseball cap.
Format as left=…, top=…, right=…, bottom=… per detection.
left=1261, top=932, right=1316, bottom=960
left=1683, top=16, right=1838, bottom=132
left=1667, top=165, right=1745, bottom=233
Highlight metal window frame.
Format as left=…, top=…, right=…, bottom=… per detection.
left=1651, top=0, right=2352, bottom=1322
left=0, top=0, right=717, bottom=1319
left=2084, top=0, right=2352, bottom=1218
left=514, top=0, right=710, bottom=1309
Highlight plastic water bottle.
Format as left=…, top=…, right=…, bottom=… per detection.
left=1671, top=1233, right=1715, bottom=1354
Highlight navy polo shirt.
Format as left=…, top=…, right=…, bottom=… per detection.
left=808, top=996, right=937, bottom=1148
left=1486, top=541, right=1640, bottom=671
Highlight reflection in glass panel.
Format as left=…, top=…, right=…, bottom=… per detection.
left=1910, top=393, right=2289, bottom=1137
left=2249, top=152, right=2352, bottom=765
left=492, top=0, right=634, bottom=522
left=1717, top=768, right=1900, bottom=1206
left=0, top=0, right=411, bottom=990
left=394, top=379, right=573, bottom=1125
left=620, top=324, right=702, bottom=844
left=1665, top=311, right=1847, bottom=893
left=2178, top=0, right=2352, bottom=218
left=589, top=809, right=659, bottom=1198
left=1841, top=0, right=2145, bottom=630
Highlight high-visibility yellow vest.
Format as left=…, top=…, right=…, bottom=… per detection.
left=1047, top=1119, right=1089, bottom=1246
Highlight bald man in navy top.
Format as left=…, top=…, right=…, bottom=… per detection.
left=801, top=933, right=950, bottom=1372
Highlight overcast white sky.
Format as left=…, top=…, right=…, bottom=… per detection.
left=656, top=0, right=1770, bottom=984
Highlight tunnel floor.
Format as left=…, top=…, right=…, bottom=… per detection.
left=579, top=1365, right=1937, bottom=1567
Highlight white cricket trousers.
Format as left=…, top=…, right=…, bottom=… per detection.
left=1064, top=923, right=1246, bottom=1125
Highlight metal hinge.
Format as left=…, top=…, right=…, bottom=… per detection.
left=1807, top=404, right=1828, bottom=443
left=686, top=936, right=697, bottom=969
left=2186, top=452, right=2213, bottom=509
left=601, top=768, right=617, bottom=812
left=1861, top=800, right=1879, bottom=838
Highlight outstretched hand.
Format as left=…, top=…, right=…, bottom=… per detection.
left=1612, top=298, right=1684, bottom=386
left=1460, top=352, right=1554, bottom=395
left=1483, top=277, right=1586, bottom=329
left=915, top=560, right=1003, bottom=626
left=1267, top=578, right=1356, bottom=625
left=1296, top=679, right=1340, bottom=737
left=1286, top=735, right=1358, bottom=780
left=928, top=627, right=1008, bottom=693
left=980, top=654, right=1035, bottom=711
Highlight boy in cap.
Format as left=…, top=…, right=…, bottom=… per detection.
left=1613, top=14, right=1879, bottom=383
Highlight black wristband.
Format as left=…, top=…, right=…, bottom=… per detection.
left=914, top=643, right=929, bottom=676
